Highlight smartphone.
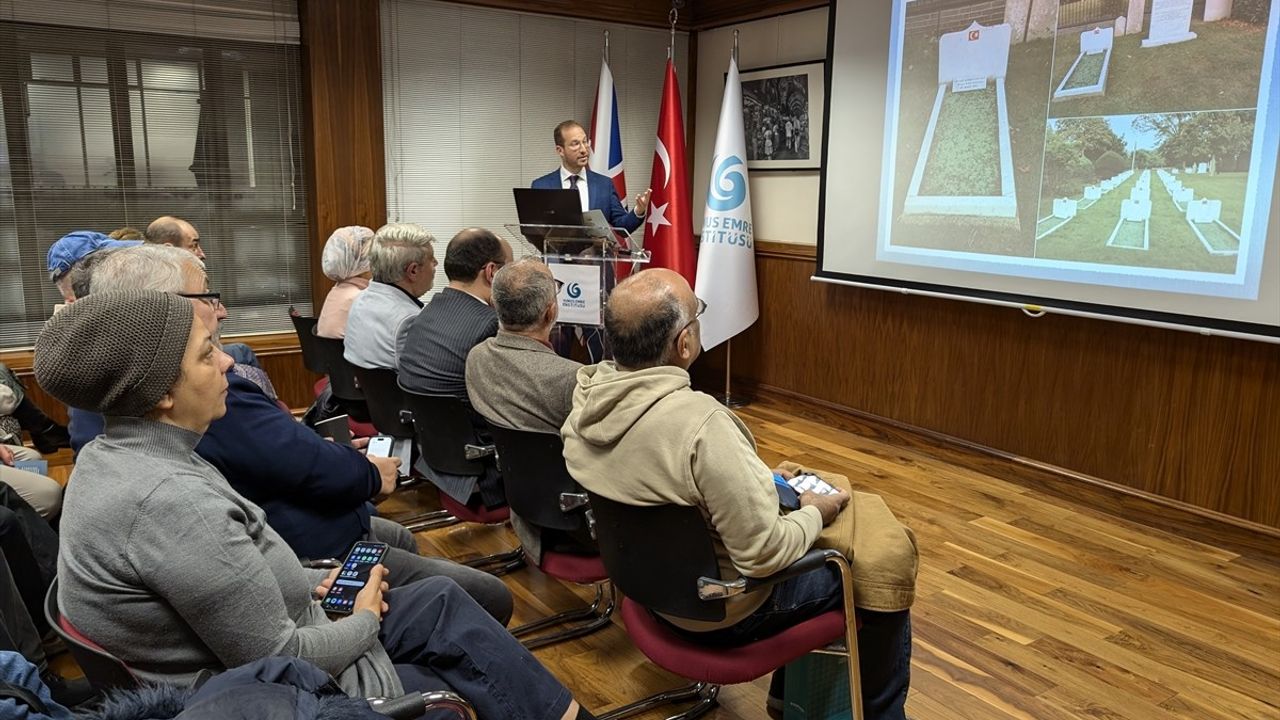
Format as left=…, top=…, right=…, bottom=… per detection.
left=320, top=540, right=389, bottom=615
left=789, top=473, right=841, bottom=496
left=773, top=473, right=801, bottom=511
left=367, top=435, right=394, bottom=458
left=315, top=414, right=352, bottom=446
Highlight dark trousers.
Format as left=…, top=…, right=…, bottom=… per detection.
left=379, top=577, right=573, bottom=720
left=677, top=565, right=911, bottom=720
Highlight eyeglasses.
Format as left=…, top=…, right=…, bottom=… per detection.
left=178, top=291, right=222, bottom=309
left=677, top=298, right=708, bottom=338
left=554, top=278, right=565, bottom=293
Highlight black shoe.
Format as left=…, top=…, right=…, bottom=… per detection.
left=40, top=669, right=97, bottom=708
left=30, top=422, right=70, bottom=455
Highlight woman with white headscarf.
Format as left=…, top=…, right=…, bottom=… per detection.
left=316, top=226, right=374, bottom=339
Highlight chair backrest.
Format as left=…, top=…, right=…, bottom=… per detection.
left=311, top=336, right=364, bottom=402
left=401, top=390, right=485, bottom=476
left=585, top=492, right=727, bottom=623
left=289, top=314, right=328, bottom=375
left=43, top=578, right=139, bottom=691
left=488, top=426, right=581, bottom=532
left=351, top=366, right=413, bottom=439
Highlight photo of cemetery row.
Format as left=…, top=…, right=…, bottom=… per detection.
left=884, top=0, right=1273, bottom=275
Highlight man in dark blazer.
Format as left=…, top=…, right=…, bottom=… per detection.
left=531, top=120, right=649, bottom=233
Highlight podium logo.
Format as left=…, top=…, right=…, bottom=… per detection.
left=707, top=154, right=747, bottom=213
left=566, top=282, right=583, bottom=299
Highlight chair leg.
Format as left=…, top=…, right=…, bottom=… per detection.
left=462, top=546, right=526, bottom=576
left=399, top=510, right=459, bottom=532
left=597, top=682, right=719, bottom=720
left=512, top=582, right=617, bottom=650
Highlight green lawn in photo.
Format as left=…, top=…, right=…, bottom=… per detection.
left=1172, top=172, right=1249, bottom=232
left=1194, top=221, right=1241, bottom=252
left=1062, top=52, right=1106, bottom=90
left=890, top=35, right=1055, bottom=256
left=1035, top=171, right=1237, bottom=272
left=918, top=87, right=1001, bottom=196
left=1109, top=219, right=1146, bottom=248
left=1049, top=19, right=1269, bottom=117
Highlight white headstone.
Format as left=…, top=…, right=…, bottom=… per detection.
left=938, top=22, right=1013, bottom=87
left=1101, top=178, right=1117, bottom=191
left=1122, top=198, right=1152, bottom=222
left=1172, top=187, right=1194, bottom=203
left=1196, top=161, right=1209, bottom=173
left=1081, top=26, right=1115, bottom=54
left=1115, top=15, right=1127, bottom=36
left=1131, top=186, right=1151, bottom=202
left=1142, top=0, right=1198, bottom=47
left=1172, top=168, right=1179, bottom=174
left=1054, top=198, right=1079, bottom=219
left=1186, top=198, right=1222, bottom=223
left=1084, top=185, right=1102, bottom=200
left=1204, top=0, right=1233, bottom=21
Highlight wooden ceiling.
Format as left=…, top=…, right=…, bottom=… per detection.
left=439, top=0, right=830, bottom=30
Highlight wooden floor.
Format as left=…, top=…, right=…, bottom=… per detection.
left=388, top=391, right=1280, bottom=720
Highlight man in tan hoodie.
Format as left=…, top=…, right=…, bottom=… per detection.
left=561, top=269, right=911, bottom=719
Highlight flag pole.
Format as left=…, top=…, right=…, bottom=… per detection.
left=604, top=29, right=609, bottom=64
left=720, top=30, right=748, bottom=410
left=668, top=7, right=677, bottom=59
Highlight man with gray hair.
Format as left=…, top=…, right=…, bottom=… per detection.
left=344, top=223, right=437, bottom=370
left=465, top=258, right=586, bottom=562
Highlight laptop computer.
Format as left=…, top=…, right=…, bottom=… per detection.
left=512, top=188, right=592, bottom=252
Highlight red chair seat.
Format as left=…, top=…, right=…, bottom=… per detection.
left=440, top=493, right=510, bottom=524
left=313, top=377, right=329, bottom=398
left=348, top=418, right=377, bottom=438
left=58, top=615, right=109, bottom=653
left=538, top=551, right=608, bottom=584
left=619, top=598, right=845, bottom=685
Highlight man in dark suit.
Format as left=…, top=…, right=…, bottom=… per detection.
left=531, top=120, right=650, bottom=233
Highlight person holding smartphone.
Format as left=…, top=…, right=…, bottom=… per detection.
left=37, top=290, right=595, bottom=720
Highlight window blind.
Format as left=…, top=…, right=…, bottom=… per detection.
left=381, top=0, right=688, bottom=297
left=0, top=0, right=309, bottom=350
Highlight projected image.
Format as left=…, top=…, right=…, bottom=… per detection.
left=888, top=3, right=1055, bottom=256
left=1050, top=0, right=1273, bottom=117
left=1034, top=111, right=1255, bottom=272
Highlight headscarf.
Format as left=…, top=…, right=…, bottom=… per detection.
left=320, top=226, right=374, bottom=282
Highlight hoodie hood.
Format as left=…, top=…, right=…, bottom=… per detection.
left=567, top=362, right=691, bottom=447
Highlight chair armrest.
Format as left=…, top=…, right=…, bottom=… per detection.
left=368, top=691, right=477, bottom=719
left=558, top=492, right=588, bottom=512
left=399, top=409, right=414, bottom=425
left=463, top=444, right=495, bottom=460
left=697, top=548, right=845, bottom=601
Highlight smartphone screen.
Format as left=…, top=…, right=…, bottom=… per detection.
left=320, top=541, right=388, bottom=615
left=367, top=435, right=394, bottom=458
left=788, top=474, right=841, bottom=496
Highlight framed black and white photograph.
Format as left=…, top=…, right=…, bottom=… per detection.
left=738, top=60, right=825, bottom=171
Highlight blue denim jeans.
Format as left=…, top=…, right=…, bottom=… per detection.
left=379, top=577, right=573, bottom=720
left=675, top=565, right=911, bottom=720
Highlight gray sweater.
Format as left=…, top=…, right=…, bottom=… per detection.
left=57, top=417, right=402, bottom=697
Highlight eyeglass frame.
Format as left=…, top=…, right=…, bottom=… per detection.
left=178, top=291, right=222, bottom=309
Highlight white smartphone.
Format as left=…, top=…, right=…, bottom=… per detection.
left=367, top=435, right=394, bottom=458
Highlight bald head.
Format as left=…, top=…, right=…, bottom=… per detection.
left=492, top=258, right=558, bottom=333
left=146, top=216, right=204, bottom=261
left=604, top=269, right=701, bottom=370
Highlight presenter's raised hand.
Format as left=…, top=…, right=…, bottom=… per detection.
left=634, top=188, right=652, bottom=216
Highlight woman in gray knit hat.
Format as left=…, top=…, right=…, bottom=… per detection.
left=36, top=290, right=595, bottom=720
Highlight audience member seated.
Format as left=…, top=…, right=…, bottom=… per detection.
left=46, top=230, right=140, bottom=305
left=35, top=290, right=596, bottom=720
left=399, top=227, right=511, bottom=398
left=0, top=361, right=69, bottom=455
left=317, top=226, right=374, bottom=339
left=62, top=246, right=512, bottom=623
left=465, top=258, right=590, bottom=562
left=344, top=223, right=437, bottom=371
left=108, top=226, right=145, bottom=241
left=560, top=269, right=916, bottom=720
left=145, top=215, right=206, bottom=261
left=68, top=245, right=278, bottom=454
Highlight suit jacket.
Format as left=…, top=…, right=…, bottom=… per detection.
left=532, top=168, right=642, bottom=233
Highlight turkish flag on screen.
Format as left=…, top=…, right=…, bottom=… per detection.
left=643, top=58, right=696, bottom=283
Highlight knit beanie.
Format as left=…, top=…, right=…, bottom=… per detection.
left=34, top=290, right=195, bottom=418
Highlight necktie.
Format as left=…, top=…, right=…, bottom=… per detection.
left=568, top=175, right=580, bottom=190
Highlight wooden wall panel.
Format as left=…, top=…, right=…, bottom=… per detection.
left=693, top=242, right=1280, bottom=528
left=436, top=0, right=682, bottom=28
left=689, top=0, right=830, bottom=30
left=300, top=0, right=389, bottom=311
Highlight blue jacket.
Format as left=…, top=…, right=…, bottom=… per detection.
left=532, top=167, right=643, bottom=233
left=70, top=374, right=379, bottom=560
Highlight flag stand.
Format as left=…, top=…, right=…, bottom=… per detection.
left=719, top=339, right=749, bottom=408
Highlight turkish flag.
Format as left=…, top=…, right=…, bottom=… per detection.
left=643, top=59, right=696, bottom=283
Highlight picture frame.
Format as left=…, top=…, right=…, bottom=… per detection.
left=736, top=60, right=825, bottom=171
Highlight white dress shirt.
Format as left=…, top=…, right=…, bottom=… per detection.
left=559, top=166, right=590, bottom=212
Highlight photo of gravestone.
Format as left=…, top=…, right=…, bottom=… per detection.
left=1047, top=0, right=1273, bottom=117
left=1034, top=110, right=1255, bottom=272
left=1053, top=25, right=1113, bottom=99
left=902, top=21, right=1019, bottom=219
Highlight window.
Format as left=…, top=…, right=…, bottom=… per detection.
left=0, top=4, right=309, bottom=350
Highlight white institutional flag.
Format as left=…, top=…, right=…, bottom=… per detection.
left=695, top=55, right=758, bottom=350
